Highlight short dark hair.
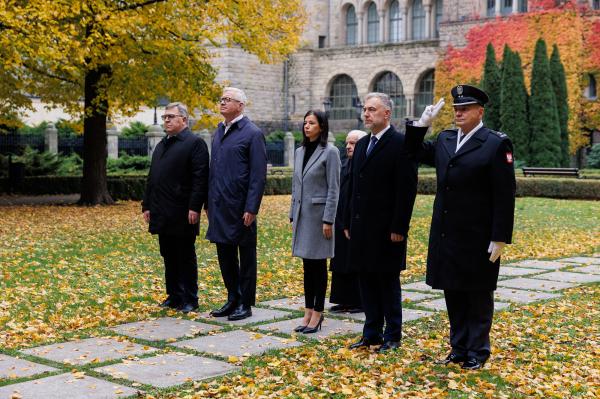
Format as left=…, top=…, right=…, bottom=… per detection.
left=302, top=109, right=329, bottom=147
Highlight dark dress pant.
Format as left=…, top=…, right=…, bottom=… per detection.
left=158, top=234, right=198, bottom=306
left=302, top=259, right=328, bottom=312
left=444, top=289, right=494, bottom=362
left=216, top=243, right=257, bottom=306
left=359, top=271, right=402, bottom=342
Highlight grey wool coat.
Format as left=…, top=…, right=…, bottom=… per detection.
left=289, top=143, right=341, bottom=259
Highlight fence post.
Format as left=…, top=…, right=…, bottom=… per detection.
left=284, top=131, right=295, bottom=167
left=146, top=124, right=165, bottom=158
left=200, top=129, right=212, bottom=157
left=106, top=123, right=121, bottom=159
left=44, top=123, right=58, bottom=154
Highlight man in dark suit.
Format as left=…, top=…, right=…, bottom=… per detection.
left=330, top=130, right=366, bottom=313
left=405, top=85, right=516, bottom=370
left=344, top=92, right=418, bottom=353
left=142, top=102, right=209, bottom=314
left=206, top=87, right=267, bottom=321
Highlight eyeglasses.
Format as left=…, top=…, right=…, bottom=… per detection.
left=219, top=97, right=241, bottom=104
left=161, top=114, right=184, bottom=121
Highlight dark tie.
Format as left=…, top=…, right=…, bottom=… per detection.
left=366, top=136, right=378, bottom=156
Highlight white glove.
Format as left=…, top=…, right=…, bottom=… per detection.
left=415, top=98, right=445, bottom=127
left=488, top=241, right=506, bottom=263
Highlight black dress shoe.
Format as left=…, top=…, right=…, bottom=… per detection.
left=227, top=305, right=252, bottom=321
left=293, top=324, right=307, bottom=333
left=436, top=353, right=467, bottom=365
left=329, top=304, right=346, bottom=313
left=349, top=337, right=383, bottom=349
left=210, top=301, right=237, bottom=317
left=159, top=298, right=180, bottom=309
left=178, top=303, right=199, bottom=314
left=376, top=341, right=400, bottom=353
left=462, top=357, right=485, bottom=370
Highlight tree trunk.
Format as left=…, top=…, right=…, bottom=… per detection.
left=78, top=65, right=114, bottom=205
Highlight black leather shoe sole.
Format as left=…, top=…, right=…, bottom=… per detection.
left=210, top=303, right=237, bottom=317
left=349, top=338, right=383, bottom=349
left=227, top=310, right=252, bottom=321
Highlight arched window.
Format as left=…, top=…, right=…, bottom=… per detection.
left=593, top=0, right=599, bottom=10
left=434, top=0, right=443, bottom=38
left=330, top=75, right=359, bottom=120
left=519, top=0, right=528, bottom=12
left=584, top=74, right=597, bottom=100
left=502, top=0, right=512, bottom=15
left=367, top=3, right=379, bottom=44
left=374, top=72, right=406, bottom=119
left=487, top=0, right=495, bottom=17
left=415, top=70, right=435, bottom=116
left=389, top=1, right=403, bottom=42
left=412, top=0, right=425, bottom=40
left=346, top=6, right=358, bottom=45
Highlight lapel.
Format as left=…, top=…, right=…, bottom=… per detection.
left=220, top=116, right=247, bottom=142
left=452, top=127, right=487, bottom=160
left=359, top=126, right=395, bottom=171
left=303, top=145, right=325, bottom=177
left=442, top=130, right=457, bottom=158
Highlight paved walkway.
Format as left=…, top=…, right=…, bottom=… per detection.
left=0, top=256, right=598, bottom=398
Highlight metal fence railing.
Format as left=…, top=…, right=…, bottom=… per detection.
left=0, top=134, right=44, bottom=154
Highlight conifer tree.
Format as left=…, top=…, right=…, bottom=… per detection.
left=481, top=43, right=502, bottom=130
left=549, top=44, right=570, bottom=167
left=500, top=46, right=530, bottom=164
left=528, top=39, right=562, bottom=167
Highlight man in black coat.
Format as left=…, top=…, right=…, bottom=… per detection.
left=142, top=102, right=209, bottom=313
left=405, top=85, right=516, bottom=370
left=344, top=92, right=418, bottom=353
left=330, top=130, right=366, bottom=313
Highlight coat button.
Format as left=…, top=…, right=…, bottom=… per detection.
left=441, top=233, right=445, bottom=237
left=443, top=210, right=448, bottom=214
left=445, top=186, right=450, bottom=191
left=449, top=163, right=454, bottom=168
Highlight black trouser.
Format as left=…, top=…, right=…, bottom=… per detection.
left=330, top=271, right=361, bottom=307
left=303, top=259, right=328, bottom=312
left=359, top=271, right=402, bottom=342
left=443, top=290, right=494, bottom=362
left=158, top=234, right=198, bottom=306
left=215, top=243, right=257, bottom=307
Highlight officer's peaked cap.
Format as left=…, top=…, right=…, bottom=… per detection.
left=451, top=84, right=489, bottom=106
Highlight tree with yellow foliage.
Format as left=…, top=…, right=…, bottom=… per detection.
left=0, top=0, right=305, bottom=204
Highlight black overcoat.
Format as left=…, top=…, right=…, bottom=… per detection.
left=343, top=125, right=418, bottom=273
left=405, top=123, right=516, bottom=290
left=205, top=116, right=267, bottom=246
left=142, top=128, right=209, bottom=236
left=330, top=158, right=351, bottom=273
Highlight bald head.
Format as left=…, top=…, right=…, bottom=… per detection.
left=346, top=130, right=367, bottom=158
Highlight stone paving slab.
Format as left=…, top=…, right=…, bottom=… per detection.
left=569, top=265, right=600, bottom=275
left=402, top=291, right=439, bottom=302
left=21, top=337, right=156, bottom=366
left=418, top=298, right=510, bottom=312
left=497, top=278, right=577, bottom=292
left=0, top=354, right=57, bottom=379
left=259, top=317, right=363, bottom=339
left=558, top=256, right=600, bottom=265
left=533, top=271, right=600, bottom=284
left=201, top=307, right=292, bottom=326
left=110, top=317, right=221, bottom=341
left=509, top=260, right=571, bottom=270
left=499, top=266, right=544, bottom=277
left=332, top=308, right=434, bottom=323
left=0, top=373, right=139, bottom=399
left=403, top=281, right=440, bottom=292
left=172, top=330, right=301, bottom=357
left=96, top=352, right=236, bottom=388
left=258, top=297, right=333, bottom=312
left=494, top=287, right=561, bottom=304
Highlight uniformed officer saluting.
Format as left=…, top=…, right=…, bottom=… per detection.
left=405, top=85, right=516, bottom=370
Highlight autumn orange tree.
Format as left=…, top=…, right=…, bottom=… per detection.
left=0, top=0, right=304, bottom=204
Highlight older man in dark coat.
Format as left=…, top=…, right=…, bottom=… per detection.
left=206, top=87, right=267, bottom=321
left=344, top=93, right=418, bottom=353
left=405, top=85, right=516, bottom=370
left=142, top=102, right=209, bottom=313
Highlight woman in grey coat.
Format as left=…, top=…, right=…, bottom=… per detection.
left=289, top=110, right=341, bottom=333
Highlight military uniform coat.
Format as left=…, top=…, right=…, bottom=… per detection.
left=205, top=116, right=267, bottom=246
left=142, top=128, right=209, bottom=236
left=343, top=125, right=418, bottom=273
left=289, top=143, right=341, bottom=259
left=330, top=158, right=352, bottom=273
left=405, top=123, right=516, bottom=291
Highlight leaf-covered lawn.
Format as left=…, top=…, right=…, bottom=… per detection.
left=0, top=195, right=598, bottom=397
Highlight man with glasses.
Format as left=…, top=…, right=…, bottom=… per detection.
left=142, top=102, right=209, bottom=313
left=206, top=87, right=267, bottom=321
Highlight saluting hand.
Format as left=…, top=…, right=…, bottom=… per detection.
left=415, top=98, right=445, bottom=127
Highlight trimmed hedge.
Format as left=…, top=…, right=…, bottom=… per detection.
left=1, top=174, right=599, bottom=200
